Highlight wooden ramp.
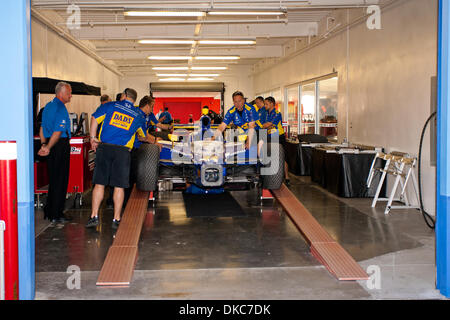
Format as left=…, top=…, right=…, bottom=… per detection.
left=96, top=187, right=149, bottom=286
left=271, top=184, right=369, bottom=281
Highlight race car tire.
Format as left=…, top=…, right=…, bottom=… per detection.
left=136, top=143, right=160, bottom=191
left=261, top=142, right=285, bottom=190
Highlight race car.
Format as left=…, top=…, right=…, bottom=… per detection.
left=134, top=116, right=285, bottom=194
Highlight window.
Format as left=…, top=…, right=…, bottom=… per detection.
left=286, top=86, right=299, bottom=139
left=318, top=77, right=338, bottom=141
left=300, top=83, right=316, bottom=135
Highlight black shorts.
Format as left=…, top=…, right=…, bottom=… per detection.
left=93, top=143, right=131, bottom=188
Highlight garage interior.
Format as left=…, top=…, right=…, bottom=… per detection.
left=1, top=0, right=449, bottom=300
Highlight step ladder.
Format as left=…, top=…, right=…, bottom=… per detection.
left=367, top=152, right=420, bottom=215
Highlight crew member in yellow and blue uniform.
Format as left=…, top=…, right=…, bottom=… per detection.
left=254, top=96, right=267, bottom=124
left=259, top=96, right=290, bottom=186
left=214, top=91, right=262, bottom=150
left=86, top=88, right=147, bottom=229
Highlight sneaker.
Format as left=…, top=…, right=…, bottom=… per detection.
left=85, top=216, right=99, bottom=228
left=112, top=219, right=120, bottom=230
left=57, top=215, right=73, bottom=224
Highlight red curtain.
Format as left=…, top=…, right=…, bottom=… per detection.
left=163, top=102, right=202, bottom=124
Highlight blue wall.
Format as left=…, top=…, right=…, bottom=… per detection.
left=0, top=0, right=34, bottom=300
left=437, top=0, right=450, bottom=298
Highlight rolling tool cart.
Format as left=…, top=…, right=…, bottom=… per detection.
left=34, top=136, right=95, bottom=209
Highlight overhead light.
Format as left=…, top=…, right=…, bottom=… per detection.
left=139, top=40, right=196, bottom=45
left=194, top=56, right=240, bottom=60
left=148, top=56, right=192, bottom=60
left=159, top=78, right=186, bottom=82
left=189, top=74, right=219, bottom=77
left=208, top=11, right=284, bottom=16
left=187, top=77, right=214, bottom=81
left=125, top=11, right=205, bottom=17
left=198, top=40, right=255, bottom=45
left=153, top=66, right=189, bottom=70
left=191, top=66, right=228, bottom=70
left=156, top=74, right=188, bottom=77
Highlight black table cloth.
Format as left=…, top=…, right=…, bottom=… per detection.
left=311, top=148, right=386, bottom=198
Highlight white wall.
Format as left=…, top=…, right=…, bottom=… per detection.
left=252, top=0, right=438, bottom=215
left=31, top=18, right=120, bottom=100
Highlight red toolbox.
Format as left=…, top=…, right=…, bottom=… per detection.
left=34, top=136, right=95, bottom=208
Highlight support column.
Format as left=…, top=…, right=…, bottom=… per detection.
left=0, top=0, right=34, bottom=300
left=437, top=0, right=450, bottom=298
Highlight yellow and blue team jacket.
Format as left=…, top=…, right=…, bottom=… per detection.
left=223, top=103, right=262, bottom=131
left=262, top=108, right=285, bottom=136
left=92, top=100, right=147, bottom=149
left=133, top=111, right=159, bottom=149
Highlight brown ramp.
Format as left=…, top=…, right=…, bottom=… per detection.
left=271, top=184, right=369, bottom=281
left=96, top=187, right=149, bottom=286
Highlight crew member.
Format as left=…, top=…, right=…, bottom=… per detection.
left=260, top=96, right=290, bottom=186
left=100, top=94, right=111, bottom=105
left=159, top=107, right=173, bottom=124
left=202, top=106, right=221, bottom=124
left=38, top=82, right=73, bottom=224
left=124, top=95, right=162, bottom=205
left=254, top=96, right=267, bottom=123
left=86, top=88, right=147, bottom=229
left=214, top=91, right=261, bottom=150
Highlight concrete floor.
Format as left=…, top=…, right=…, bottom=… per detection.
left=34, top=175, right=445, bottom=300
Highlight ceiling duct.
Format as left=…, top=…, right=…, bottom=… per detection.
left=150, top=81, right=225, bottom=93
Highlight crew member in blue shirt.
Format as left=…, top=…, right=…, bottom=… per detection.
left=254, top=96, right=267, bottom=124
left=124, top=95, right=162, bottom=205
left=86, top=88, right=147, bottom=229
left=260, top=96, right=290, bottom=186
left=38, top=82, right=73, bottom=224
left=159, top=107, right=173, bottom=124
left=214, top=91, right=261, bottom=149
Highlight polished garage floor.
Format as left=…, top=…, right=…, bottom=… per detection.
left=34, top=175, right=444, bottom=300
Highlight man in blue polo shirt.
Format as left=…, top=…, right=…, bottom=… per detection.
left=38, top=82, right=73, bottom=224
left=86, top=88, right=147, bottom=229
left=214, top=91, right=261, bottom=149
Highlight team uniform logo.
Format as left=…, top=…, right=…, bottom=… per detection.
left=109, top=111, right=134, bottom=130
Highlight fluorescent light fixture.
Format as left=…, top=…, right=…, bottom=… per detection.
left=148, top=56, right=192, bottom=60
left=189, top=74, right=219, bottom=77
left=187, top=77, right=214, bottom=81
left=156, top=74, right=188, bottom=77
left=153, top=66, right=189, bottom=70
left=125, top=11, right=205, bottom=17
left=159, top=78, right=186, bottom=82
left=191, top=66, right=228, bottom=70
left=194, top=56, right=240, bottom=60
left=198, top=40, right=255, bottom=45
left=139, top=40, right=196, bottom=45
left=208, top=11, right=284, bottom=16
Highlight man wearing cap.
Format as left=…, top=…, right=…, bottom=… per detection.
left=86, top=88, right=147, bottom=229
left=38, top=82, right=73, bottom=224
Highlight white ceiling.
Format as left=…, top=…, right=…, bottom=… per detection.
left=31, top=1, right=379, bottom=76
